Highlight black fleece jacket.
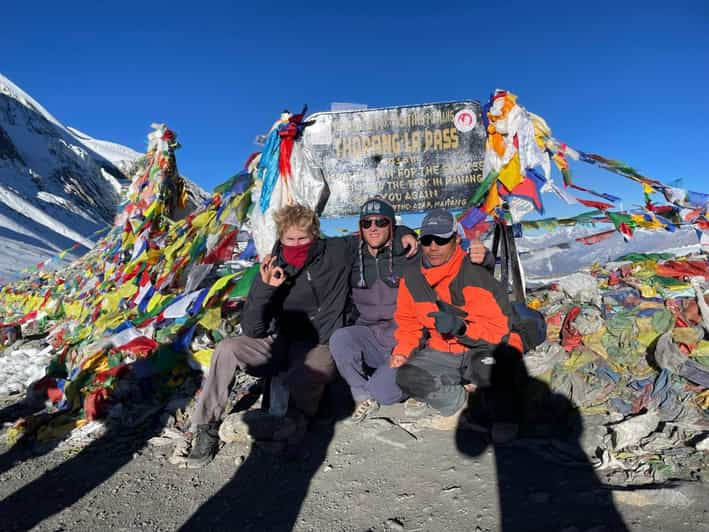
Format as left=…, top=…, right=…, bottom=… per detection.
left=241, top=237, right=355, bottom=344
left=241, top=227, right=415, bottom=345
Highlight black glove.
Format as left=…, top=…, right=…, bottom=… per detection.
left=427, top=310, right=467, bottom=336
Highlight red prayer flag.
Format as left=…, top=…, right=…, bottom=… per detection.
left=203, top=229, right=238, bottom=264
left=113, top=336, right=158, bottom=357
left=577, top=198, right=613, bottom=211
left=576, top=229, right=616, bottom=245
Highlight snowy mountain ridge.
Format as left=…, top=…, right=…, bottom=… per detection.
left=518, top=225, right=702, bottom=280
left=66, top=126, right=142, bottom=175
left=0, top=72, right=139, bottom=279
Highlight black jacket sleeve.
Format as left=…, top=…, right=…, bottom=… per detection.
left=482, top=249, right=495, bottom=272
left=392, top=225, right=418, bottom=257
left=240, top=275, right=278, bottom=338
left=338, top=234, right=360, bottom=261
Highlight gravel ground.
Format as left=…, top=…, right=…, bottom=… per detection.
left=0, top=394, right=707, bottom=532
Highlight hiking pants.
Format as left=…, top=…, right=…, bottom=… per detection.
left=396, top=347, right=525, bottom=421
left=190, top=335, right=336, bottom=429
left=329, top=326, right=404, bottom=405
left=396, top=349, right=468, bottom=416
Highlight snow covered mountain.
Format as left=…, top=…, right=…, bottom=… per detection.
left=0, top=73, right=140, bottom=279
left=66, top=126, right=142, bottom=176
left=517, top=224, right=702, bottom=281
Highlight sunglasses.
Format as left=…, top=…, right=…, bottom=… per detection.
left=360, top=218, right=391, bottom=229
left=419, top=234, right=455, bottom=247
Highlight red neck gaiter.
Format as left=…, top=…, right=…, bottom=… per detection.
left=281, top=241, right=313, bottom=269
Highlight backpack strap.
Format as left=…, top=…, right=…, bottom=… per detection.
left=404, top=257, right=516, bottom=348
left=491, top=219, right=526, bottom=303
left=402, top=265, right=439, bottom=304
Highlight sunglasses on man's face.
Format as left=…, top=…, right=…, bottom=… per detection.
left=419, top=234, right=455, bottom=247
left=360, top=218, right=391, bottom=229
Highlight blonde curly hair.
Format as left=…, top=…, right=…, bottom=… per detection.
left=273, top=204, right=320, bottom=240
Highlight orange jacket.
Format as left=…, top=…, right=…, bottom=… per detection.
left=393, top=246, right=523, bottom=358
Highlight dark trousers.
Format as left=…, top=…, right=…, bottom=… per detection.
left=397, top=346, right=525, bottom=421
left=396, top=349, right=468, bottom=416
left=191, top=335, right=336, bottom=429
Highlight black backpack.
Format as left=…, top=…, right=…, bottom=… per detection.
left=509, top=301, right=547, bottom=353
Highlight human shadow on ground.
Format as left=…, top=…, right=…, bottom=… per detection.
left=456, top=347, right=629, bottom=532
left=0, top=399, right=42, bottom=425
left=0, top=363, right=196, bottom=531
left=179, top=378, right=353, bottom=531
left=0, top=377, right=76, bottom=477
left=0, top=409, right=63, bottom=477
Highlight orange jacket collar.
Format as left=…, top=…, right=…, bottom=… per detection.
left=421, top=246, right=465, bottom=288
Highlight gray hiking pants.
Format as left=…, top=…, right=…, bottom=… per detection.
left=397, top=346, right=525, bottom=422
left=329, top=325, right=404, bottom=405
left=190, top=335, right=336, bottom=429
left=396, top=349, right=468, bottom=417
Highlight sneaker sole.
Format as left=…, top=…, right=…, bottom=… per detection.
left=345, top=407, right=380, bottom=425
left=184, top=455, right=215, bottom=469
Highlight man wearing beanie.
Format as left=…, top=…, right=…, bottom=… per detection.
left=391, top=208, right=524, bottom=439
left=330, top=199, right=494, bottom=423
left=329, top=197, right=416, bottom=422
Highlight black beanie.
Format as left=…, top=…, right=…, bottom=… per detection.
left=360, top=196, right=395, bottom=221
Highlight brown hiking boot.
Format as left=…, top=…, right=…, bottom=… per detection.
left=184, top=424, right=219, bottom=469
left=418, top=407, right=488, bottom=432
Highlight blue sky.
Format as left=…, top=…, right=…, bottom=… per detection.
left=3, top=0, right=708, bottom=231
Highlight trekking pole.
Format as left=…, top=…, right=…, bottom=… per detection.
left=491, top=221, right=501, bottom=280
left=505, top=223, right=526, bottom=302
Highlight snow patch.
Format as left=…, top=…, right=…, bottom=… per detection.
left=0, top=184, right=95, bottom=249
left=0, top=343, right=55, bottom=396
left=36, top=191, right=97, bottom=223
left=520, top=225, right=701, bottom=280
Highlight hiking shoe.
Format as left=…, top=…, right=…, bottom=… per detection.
left=184, top=424, right=219, bottom=469
left=347, top=399, right=380, bottom=424
left=428, top=408, right=466, bottom=431
left=168, top=437, right=191, bottom=466
left=403, top=398, right=428, bottom=418
left=420, top=406, right=479, bottom=432
left=219, top=410, right=297, bottom=443
left=491, top=422, right=519, bottom=444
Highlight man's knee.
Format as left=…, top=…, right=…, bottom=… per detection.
left=290, top=345, right=336, bottom=386
left=328, top=328, right=359, bottom=361
left=214, top=336, right=272, bottom=377
left=210, top=337, right=241, bottom=367
left=396, top=364, right=437, bottom=398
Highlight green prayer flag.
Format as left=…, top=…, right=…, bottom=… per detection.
left=227, top=264, right=259, bottom=299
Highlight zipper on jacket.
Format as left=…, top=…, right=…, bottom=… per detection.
left=375, top=246, right=391, bottom=282
left=306, top=270, right=321, bottom=314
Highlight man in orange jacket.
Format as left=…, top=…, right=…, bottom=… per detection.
left=391, top=208, right=524, bottom=437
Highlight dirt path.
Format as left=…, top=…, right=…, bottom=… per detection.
left=1, top=397, right=707, bottom=532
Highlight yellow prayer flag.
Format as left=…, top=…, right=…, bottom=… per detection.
left=189, top=348, right=214, bottom=373
left=191, top=210, right=216, bottom=229
left=204, top=273, right=237, bottom=304
left=198, top=308, right=222, bottom=331
left=497, top=154, right=524, bottom=192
